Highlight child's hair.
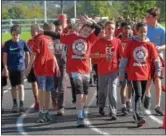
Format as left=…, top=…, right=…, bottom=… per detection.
left=104, top=21, right=115, bottom=28
left=80, top=24, right=94, bottom=31
left=43, top=23, right=55, bottom=31
left=10, top=24, right=21, bottom=34
left=136, top=22, right=146, bottom=31
left=146, top=7, right=160, bottom=17
left=121, top=22, right=131, bottom=28
left=53, top=20, right=62, bottom=27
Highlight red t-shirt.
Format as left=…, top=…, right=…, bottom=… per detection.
left=124, top=40, right=158, bottom=80
left=61, top=33, right=98, bottom=74
left=92, top=37, right=121, bottom=74
left=115, top=28, right=121, bottom=37
left=32, top=34, right=57, bottom=76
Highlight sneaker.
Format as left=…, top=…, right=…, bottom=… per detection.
left=126, top=101, right=132, bottom=112
left=19, top=107, right=25, bottom=113
left=137, top=118, right=146, bottom=127
left=34, top=103, right=39, bottom=110
left=99, top=107, right=105, bottom=116
left=45, top=111, right=52, bottom=121
left=36, top=112, right=47, bottom=123
left=109, top=113, right=117, bottom=121
left=57, top=108, right=64, bottom=116
left=77, top=118, right=84, bottom=127
left=12, top=104, right=18, bottom=113
left=144, top=95, right=151, bottom=109
left=155, top=106, right=164, bottom=116
left=121, top=107, right=128, bottom=116
left=72, top=102, right=76, bottom=108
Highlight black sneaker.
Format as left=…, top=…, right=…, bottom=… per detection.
left=144, top=95, right=151, bottom=109
left=19, top=107, right=25, bottom=113
left=137, top=118, right=146, bottom=127
left=121, top=107, right=128, bottom=116
left=109, top=113, right=117, bottom=121
left=99, top=107, right=105, bottom=116
left=126, top=101, right=132, bottom=112
left=155, top=106, right=164, bottom=116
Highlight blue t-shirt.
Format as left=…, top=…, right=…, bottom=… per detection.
left=3, top=39, right=29, bottom=71
left=147, top=24, right=165, bottom=47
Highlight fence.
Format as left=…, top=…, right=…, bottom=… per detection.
left=2, top=18, right=57, bottom=33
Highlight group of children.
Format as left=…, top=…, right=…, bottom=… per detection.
left=1, top=7, right=165, bottom=128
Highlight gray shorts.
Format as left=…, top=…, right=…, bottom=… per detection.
left=36, top=76, right=54, bottom=92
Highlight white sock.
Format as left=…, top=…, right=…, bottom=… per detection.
left=122, top=104, right=126, bottom=108
left=146, top=93, right=151, bottom=97
left=155, top=104, right=160, bottom=108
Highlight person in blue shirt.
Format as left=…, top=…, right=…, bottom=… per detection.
left=2, top=24, right=30, bottom=113
left=144, top=7, right=165, bottom=116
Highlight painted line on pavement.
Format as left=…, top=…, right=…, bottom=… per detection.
left=84, top=92, right=111, bottom=136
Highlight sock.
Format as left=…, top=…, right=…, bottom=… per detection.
left=13, top=99, right=17, bottom=105
left=20, top=100, right=24, bottom=107
left=77, top=109, right=83, bottom=118
left=146, top=93, right=151, bottom=97
left=155, top=104, right=160, bottom=108
left=122, top=104, right=126, bottom=108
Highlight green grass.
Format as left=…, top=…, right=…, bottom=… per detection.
left=2, top=32, right=31, bottom=43
left=160, top=22, right=165, bottom=27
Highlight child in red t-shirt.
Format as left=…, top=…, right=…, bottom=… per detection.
left=119, top=22, right=161, bottom=127
left=43, top=15, right=101, bottom=127
left=91, top=21, right=121, bottom=120
left=25, top=23, right=60, bottom=123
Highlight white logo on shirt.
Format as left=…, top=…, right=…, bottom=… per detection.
left=133, top=46, right=148, bottom=66
left=9, top=46, right=19, bottom=51
left=72, top=39, right=87, bottom=59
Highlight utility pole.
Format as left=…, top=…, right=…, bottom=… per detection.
left=74, top=0, right=77, bottom=18
left=61, top=0, right=64, bottom=14
left=44, top=1, right=47, bottom=22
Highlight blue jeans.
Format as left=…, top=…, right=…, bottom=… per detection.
left=36, top=76, right=54, bottom=92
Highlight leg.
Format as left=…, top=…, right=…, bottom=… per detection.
left=108, top=72, right=118, bottom=119
left=154, top=77, right=163, bottom=115
left=98, top=74, right=109, bottom=115
left=9, top=70, right=18, bottom=112
left=70, top=75, right=76, bottom=104
left=132, top=80, right=146, bottom=127
left=126, top=81, right=133, bottom=112
left=57, top=65, right=67, bottom=115
left=52, top=74, right=59, bottom=109
left=144, top=79, right=152, bottom=109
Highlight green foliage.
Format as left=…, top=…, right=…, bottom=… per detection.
left=2, top=3, right=43, bottom=20
left=121, top=1, right=157, bottom=21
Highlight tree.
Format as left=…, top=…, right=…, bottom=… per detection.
left=121, top=0, right=157, bottom=21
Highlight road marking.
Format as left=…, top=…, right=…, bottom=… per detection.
left=145, top=109, right=162, bottom=124
left=16, top=104, right=34, bottom=135
left=84, top=92, right=111, bottom=136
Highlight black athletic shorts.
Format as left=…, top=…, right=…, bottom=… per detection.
left=1, top=76, right=7, bottom=87
left=9, top=70, right=24, bottom=87
left=27, top=68, right=37, bottom=83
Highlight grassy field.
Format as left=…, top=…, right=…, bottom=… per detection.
left=2, top=32, right=31, bottom=43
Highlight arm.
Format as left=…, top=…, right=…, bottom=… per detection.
left=25, top=51, right=30, bottom=68
left=2, top=53, right=8, bottom=77
left=153, top=57, right=162, bottom=77
left=157, top=43, right=166, bottom=51
left=44, top=31, right=60, bottom=39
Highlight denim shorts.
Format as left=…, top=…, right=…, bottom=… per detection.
left=36, top=76, right=54, bottom=92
